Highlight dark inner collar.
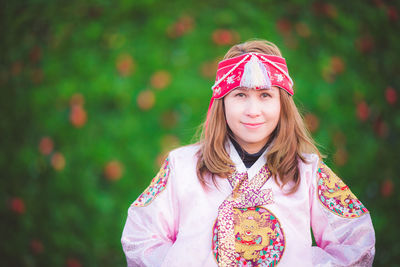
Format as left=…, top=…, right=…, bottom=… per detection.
left=230, top=137, right=269, bottom=169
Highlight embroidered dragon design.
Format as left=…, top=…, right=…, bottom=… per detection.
left=233, top=209, right=277, bottom=261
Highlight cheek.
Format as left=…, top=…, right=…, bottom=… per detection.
left=265, top=102, right=281, bottom=123
left=224, top=105, right=236, bottom=127
left=224, top=100, right=241, bottom=127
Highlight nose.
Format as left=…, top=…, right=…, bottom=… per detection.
left=244, top=96, right=262, bottom=118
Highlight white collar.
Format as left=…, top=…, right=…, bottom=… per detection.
left=226, top=139, right=269, bottom=180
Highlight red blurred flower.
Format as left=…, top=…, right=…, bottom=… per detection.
left=385, top=87, right=397, bottom=105
left=356, top=101, right=369, bottom=121
left=330, top=56, right=345, bottom=74
left=51, top=152, right=66, bottom=171
left=381, top=179, right=394, bottom=197
left=322, top=56, right=345, bottom=82
left=387, top=6, right=399, bottom=21
left=104, top=160, right=123, bottom=181
left=167, top=15, right=195, bottom=38
left=31, top=239, right=44, bottom=254
left=373, top=117, right=388, bottom=138
left=276, top=19, right=292, bottom=35
left=160, top=110, right=179, bottom=129
left=66, top=258, right=82, bottom=267
left=355, top=35, right=374, bottom=54
left=295, top=22, right=311, bottom=38
left=39, top=136, right=54, bottom=155
left=70, top=106, right=87, bottom=128
left=200, top=59, right=219, bottom=79
left=30, top=46, right=42, bottom=63
left=304, top=113, right=320, bottom=133
left=10, top=197, right=25, bottom=214
left=212, top=29, right=239, bottom=46
left=324, top=3, right=338, bottom=18
left=312, top=3, right=338, bottom=18
left=116, top=54, right=135, bottom=77
left=137, top=90, right=155, bottom=110
left=11, top=61, right=23, bottom=76
left=150, top=70, right=171, bottom=90
left=333, top=147, right=348, bottom=166
left=373, top=0, right=385, bottom=8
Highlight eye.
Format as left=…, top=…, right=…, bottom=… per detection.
left=260, top=92, right=271, bottom=98
left=235, top=92, right=246, bottom=98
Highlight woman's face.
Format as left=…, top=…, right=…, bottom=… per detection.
left=224, top=86, right=281, bottom=154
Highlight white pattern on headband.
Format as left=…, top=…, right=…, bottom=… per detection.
left=259, top=55, right=293, bottom=86
left=211, top=54, right=251, bottom=90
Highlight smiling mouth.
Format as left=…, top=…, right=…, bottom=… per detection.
left=242, top=122, right=265, bottom=128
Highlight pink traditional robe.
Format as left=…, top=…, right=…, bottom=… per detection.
left=121, top=142, right=375, bottom=266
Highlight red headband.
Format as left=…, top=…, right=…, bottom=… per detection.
left=207, top=52, right=294, bottom=123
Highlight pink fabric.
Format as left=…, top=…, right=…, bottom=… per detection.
left=121, top=143, right=375, bottom=266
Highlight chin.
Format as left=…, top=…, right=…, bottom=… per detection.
left=244, top=134, right=268, bottom=143
left=243, top=138, right=268, bottom=145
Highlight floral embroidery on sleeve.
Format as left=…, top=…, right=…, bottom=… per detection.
left=133, top=158, right=170, bottom=207
left=317, top=162, right=368, bottom=218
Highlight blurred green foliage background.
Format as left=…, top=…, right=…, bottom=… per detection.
left=1, top=0, right=399, bottom=266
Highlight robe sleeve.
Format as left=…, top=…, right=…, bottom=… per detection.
left=310, top=160, right=375, bottom=267
left=121, top=156, right=179, bottom=267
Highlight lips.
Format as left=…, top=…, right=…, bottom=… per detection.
left=242, top=122, right=265, bottom=129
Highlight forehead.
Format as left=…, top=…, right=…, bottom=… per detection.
left=233, top=86, right=280, bottom=92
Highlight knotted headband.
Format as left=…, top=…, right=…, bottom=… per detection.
left=207, top=52, right=294, bottom=122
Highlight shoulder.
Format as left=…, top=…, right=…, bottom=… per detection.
left=168, top=143, right=201, bottom=167
left=300, top=153, right=320, bottom=164
left=167, top=143, right=202, bottom=173
left=299, top=153, right=320, bottom=172
left=314, top=161, right=369, bottom=218
left=294, top=153, right=321, bottom=188
left=132, top=144, right=201, bottom=207
left=168, top=143, right=201, bottom=161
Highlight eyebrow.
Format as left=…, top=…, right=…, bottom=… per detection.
left=235, top=87, right=273, bottom=92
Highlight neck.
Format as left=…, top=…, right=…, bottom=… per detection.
left=241, top=144, right=265, bottom=154
left=230, top=137, right=269, bottom=168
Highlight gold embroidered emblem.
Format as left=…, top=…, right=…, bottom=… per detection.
left=213, top=206, right=285, bottom=266
left=317, top=162, right=368, bottom=218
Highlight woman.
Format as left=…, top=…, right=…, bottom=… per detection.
left=121, top=40, right=375, bottom=266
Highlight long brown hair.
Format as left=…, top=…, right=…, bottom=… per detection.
left=196, top=40, right=321, bottom=193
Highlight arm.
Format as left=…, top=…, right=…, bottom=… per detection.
left=310, top=161, right=375, bottom=267
left=121, top=157, right=178, bottom=267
